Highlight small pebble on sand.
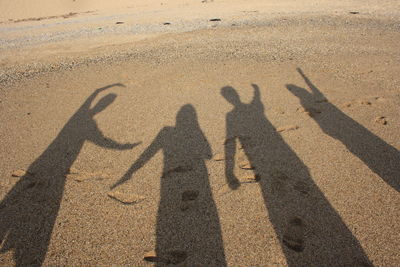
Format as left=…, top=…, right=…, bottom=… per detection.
left=12, top=169, right=30, bottom=177
left=213, top=153, right=224, bottom=161
left=276, top=125, right=299, bottom=132
left=239, top=160, right=254, bottom=170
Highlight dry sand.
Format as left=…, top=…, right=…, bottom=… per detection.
left=0, top=0, right=399, bottom=266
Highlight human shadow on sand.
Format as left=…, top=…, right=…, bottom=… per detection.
left=287, top=68, right=399, bottom=192
left=112, top=104, right=226, bottom=266
left=0, top=84, right=139, bottom=266
left=222, top=84, right=372, bottom=266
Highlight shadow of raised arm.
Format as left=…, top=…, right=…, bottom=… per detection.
left=296, top=68, right=324, bottom=99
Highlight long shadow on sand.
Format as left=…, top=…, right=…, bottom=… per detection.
left=287, top=68, right=399, bottom=192
left=222, top=84, right=372, bottom=266
left=0, top=84, right=139, bottom=266
left=112, top=104, right=226, bottom=266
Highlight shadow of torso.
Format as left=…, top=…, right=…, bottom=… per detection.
left=225, top=86, right=372, bottom=266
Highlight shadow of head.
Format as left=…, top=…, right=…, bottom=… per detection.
left=286, top=84, right=312, bottom=100
left=91, top=93, right=117, bottom=115
left=176, top=104, right=198, bottom=128
left=221, top=86, right=241, bottom=106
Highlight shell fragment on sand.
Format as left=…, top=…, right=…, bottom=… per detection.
left=213, top=153, right=224, bottom=161
left=276, top=125, right=299, bottom=133
left=108, top=191, right=145, bottom=205
left=239, top=174, right=261, bottom=183
left=238, top=160, right=254, bottom=170
left=143, top=250, right=187, bottom=264
left=143, top=251, right=169, bottom=263
left=11, top=169, right=31, bottom=177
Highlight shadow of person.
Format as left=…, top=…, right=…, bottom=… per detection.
left=222, top=85, right=372, bottom=266
left=0, top=84, right=140, bottom=266
left=112, top=104, right=226, bottom=266
left=287, top=68, right=399, bottom=192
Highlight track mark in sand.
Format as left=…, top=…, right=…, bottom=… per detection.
left=293, top=181, right=309, bottom=195
left=5, top=11, right=94, bottom=24
left=375, top=116, right=387, bottom=125
left=359, top=100, right=372, bottom=106
left=297, top=107, right=321, bottom=117
left=276, top=125, right=299, bottom=133
left=65, top=169, right=111, bottom=182
left=344, top=96, right=386, bottom=108
left=270, top=170, right=290, bottom=195
left=182, top=190, right=199, bottom=201
left=162, top=165, right=193, bottom=177
left=107, top=191, right=145, bottom=205
left=167, top=250, right=188, bottom=264
left=223, top=135, right=250, bottom=145
left=343, top=101, right=353, bottom=108
left=283, top=217, right=305, bottom=252
left=315, top=98, right=328, bottom=103
left=374, top=96, right=385, bottom=102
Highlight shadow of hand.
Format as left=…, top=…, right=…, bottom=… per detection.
left=122, top=141, right=142, bottom=150
left=227, top=174, right=241, bottom=190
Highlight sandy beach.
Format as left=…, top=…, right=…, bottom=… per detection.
left=0, top=0, right=399, bottom=266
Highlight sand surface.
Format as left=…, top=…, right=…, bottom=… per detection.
left=0, top=1, right=399, bottom=266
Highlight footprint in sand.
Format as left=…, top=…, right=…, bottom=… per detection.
left=359, top=99, right=372, bottom=105
left=293, top=181, right=309, bottom=195
left=283, top=217, right=305, bottom=252
left=180, top=190, right=199, bottom=211
left=375, top=116, right=387, bottom=125
left=182, top=190, right=199, bottom=201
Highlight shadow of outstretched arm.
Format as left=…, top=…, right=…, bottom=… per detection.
left=89, top=128, right=141, bottom=150
left=287, top=68, right=400, bottom=192
left=111, top=130, right=162, bottom=189
left=296, top=68, right=324, bottom=99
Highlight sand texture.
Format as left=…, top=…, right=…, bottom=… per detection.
left=0, top=0, right=399, bottom=266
